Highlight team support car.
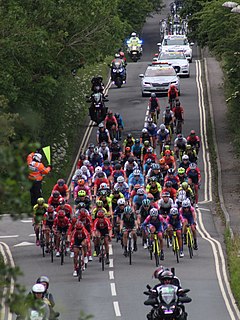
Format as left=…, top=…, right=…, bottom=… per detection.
left=153, top=51, right=190, bottom=77
left=139, top=64, right=180, bottom=97
left=158, top=35, right=194, bottom=62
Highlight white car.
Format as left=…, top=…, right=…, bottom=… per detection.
left=158, top=35, right=194, bottom=62
left=154, top=51, right=190, bottom=77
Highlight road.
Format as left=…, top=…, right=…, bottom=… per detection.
left=1, top=1, right=239, bottom=320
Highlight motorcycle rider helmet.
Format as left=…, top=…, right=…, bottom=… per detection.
left=98, top=122, right=104, bottom=128
left=33, top=153, right=42, bottom=162
left=150, top=208, right=158, bottom=217
left=151, top=93, right=156, bottom=98
left=117, top=198, right=125, bottom=206
left=153, top=266, right=165, bottom=279
left=32, top=283, right=45, bottom=294
left=142, top=128, right=148, bottom=133
left=37, top=198, right=45, bottom=205
left=119, top=51, right=125, bottom=58
left=131, top=32, right=137, bottom=37
left=160, top=270, right=174, bottom=282
left=117, top=176, right=125, bottom=183
left=160, top=124, right=166, bottom=131
left=115, top=53, right=120, bottom=58
left=36, top=276, right=50, bottom=290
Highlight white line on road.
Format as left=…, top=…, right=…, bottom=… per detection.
left=109, top=271, right=114, bottom=280
left=113, top=301, right=121, bottom=317
left=0, top=235, right=19, bottom=239
left=28, top=234, right=35, bottom=237
left=198, top=207, right=210, bottom=211
left=21, top=219, right=32, bottom=223
left=110, top=283, right=117, bottom=296
left=109, top=244, right=113, bottom=255
left=109, top=258, right=114, bottom=268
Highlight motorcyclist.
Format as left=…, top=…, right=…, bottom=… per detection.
left=110, top=53, right=126, bottom=81
left=91, top=75, right=104, bottom=93
left=127, top=32, right=143, bottom=54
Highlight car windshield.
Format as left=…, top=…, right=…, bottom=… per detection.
left=164, top=39, right=188, bottom=46
left=145, top=68, right=176, bottom=77
left=160, top=53, right=185, bottom=60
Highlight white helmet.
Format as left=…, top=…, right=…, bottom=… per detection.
left=32, top=283, right=45, bottom=294
left=182, top=198, right=191, bottom=208
left=95, top=166, right=102, bottom=173
left=33, top=153, right=42, bottom=162
left=100, top=182, right=108, bottom=189
left=117, top=198, right=125, bottom=205
left=81, top=165, right=88, bottom=172
left=131, top=32, right=137, bottom=37
left=83, top=160, right=90, bottom=166
left=177, top=190, right=187, bottom=202
left=117, top=176, right=125, bottom=183
left=160, top=124, right=166, bottom=130
left=182, top=155, right=189, bottom=161
left=142, top=128, right=148, bottom=133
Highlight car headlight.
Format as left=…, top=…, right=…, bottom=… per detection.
left=143, top=82, right=151, bottom=87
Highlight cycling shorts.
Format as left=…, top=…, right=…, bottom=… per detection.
left=182, top=215, right=194, bottom=225
left=57, top=226, right=68, bottom=234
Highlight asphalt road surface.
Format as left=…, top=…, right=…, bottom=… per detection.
left=1, top=1, right=239, bottom=320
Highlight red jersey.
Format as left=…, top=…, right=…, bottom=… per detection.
left=52, top=184, right=69, bottom=197
left=53, top=216, right=70, bottom=228
left=172, top=106, right=184, bottom=120
left=48, top=196, right=61, bottom=208
left=93, top=217, right=112, bottom=231
left=94, top=178, right=109, bottom=189
left=162, top=155, right=175, bottom=168
left=161, top=187, right=177, bottom=200
left=79, top=214, right=92, bottom=230
left=70, top=227, right=89, bottom=247
left=143, top=153, right=157, bottom=163
left=187, top=135, right=200, bottom=144
left=56, top=204, right=72, bottom=216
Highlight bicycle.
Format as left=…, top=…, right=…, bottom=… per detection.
left=99, top=236, right=106, bottom=271
left=60, top=232, right=67, bottom=265
left=175, top=119, right=183, bottom=134
left=49, top=229, right=54, bottom=263
left=77, top=245, right=85, bottom=282
left=127, top=229, right=134, bottom=265
left=172, top=230, right=180, bottom=263
left=150, top=232, right=161, bottom=267
left=186, top=225, right=194, bottom=259
left=39, top=222, right=45, bottom=258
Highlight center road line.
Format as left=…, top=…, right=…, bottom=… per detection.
left=110, top=283, right=117, bottom=296
left=109, top=243, right=113, bottom=255
left=109, top=271, right=114, bottom=280
left=0, top=235, right=19, bottom=239
left=109, top=258, right=114, bottom=268
left=113, top=301, right=121, bottom=317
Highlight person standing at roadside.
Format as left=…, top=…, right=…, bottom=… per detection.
left=28, top=152, right=51, bottom=206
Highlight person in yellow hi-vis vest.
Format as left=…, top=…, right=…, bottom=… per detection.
left=28, top=152, right=51, bottom=206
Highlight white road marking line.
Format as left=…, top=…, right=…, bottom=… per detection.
left=21, top=220, right=32, bottom=223
left=13, top=242, right=35, bottom=247
left=113, top=301, right=121, bottom=317
left=109, top=258, right=114, bottom=268
left=28, top=234, right=35, bottom=237
left=110, top=283, right=117, bottom=296
left=0, top=235, right=19, bottom=239
left=109, top=271, right=114, bottom=280
left=109, top=244, right=113, bottom=255
left=198, top=207, right=210, bottom=211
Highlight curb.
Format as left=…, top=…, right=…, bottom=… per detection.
left=202, top=51, right=234, bottom=239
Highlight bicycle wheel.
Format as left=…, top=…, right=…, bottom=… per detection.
left=187, top=231, right=193, bottom=259
left=61, top=240, right=64, bottom=265
left=78, top=251, right=82, bottom=282
left=101, top=243, right=105, bottom=271
left=50, top=234, right=54, bottom=263
left=173, top=235, right=179, bottom=263
left=128, top=237, right=132, bottom=265
left=153, top=240, right=159, bottom=267
left=40, top=229, right=45, bottom=258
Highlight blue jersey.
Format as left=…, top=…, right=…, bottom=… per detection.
left=128, top=173, right=144, bottom=187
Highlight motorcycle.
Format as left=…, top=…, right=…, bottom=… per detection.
left=110, top=61, right=126, bottom=88
left=127, top=44, right=142, bottom=62
left=144, top=284, right=191, bottom=320
left=86, top=92, right=108, bottom=125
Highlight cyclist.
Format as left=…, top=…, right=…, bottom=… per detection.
left=43, top=206, right=56, bottom=253
left=162, top=105, right=174, bottom=136
left=177, top=167, right=188, bottom=184
left=97, top=190, right=113, bottom=219
left=158, top=158, right=169, bottom=183
left=53, top=210, right=70, bottom=257
left=114, top=113, right=124, bottom=140
left=56, top=198, right=73, bottom=219
left=114, top=176, right=129, bottom=200
left=92, top=166, right=107, bottom=183
left=92, top=211, right=112, bottom=264
left=183, top=144, right=198, bottom=163
left=172, top=100, right=184, bottom=133
left=146, top=163, right=164, bottom=186
left=123, top=133, right=135, bottom=153
left=143, top=158, right=153, bottom=177
left=120, top=205, right=138, bottom=256
left=180, top=199, right=198, bottom=250
left=113, top=198, right=126, bottom=239
left=104, top=110, right=118, bottom=135
left=124, top=156, right=138, bottom=178
left=179, top=154, right=190, bottom=171
left=75, top=191, right=91, bottom=212
left=145, top=118, right=157, bottom=149
left=177, top=182, right=194, bottom=204
left=186, top=162, right=201, bottom=207
left=97, top=123, right=111, bottom=145
left=85, top=143, right=95, bottom=160
left=109, top=187, right=124, bottom=212
left=143, top=147, right=157, bottom=165
left=142, top=208, right=165, bottom=260
left=161, top=181, right=177, bottom=202
left=146, top=177, right=162, bottom=201
left=168, top=84, right=179, bottom=107
left=52, top=179, right=70, bottom=202
left=112, top=163, right=126, bottom=183
left=89, top=147, right=103, bottom=167
left=110, top=139, right=122, bottom=161
left=140, top=129, right=151, bottom=146
left=158, top=192, right=174, bottom=218
left=79, top=165, right=92, bottom=186
left=92, top=200, right=107, bottom=220
left=93, top=172, right=109, bottom=198
left=74, top=178, right=91, bottom=200
left=102, top=160, right=113, bottom=182
left=164, top=168, right=180, bottom=190
left=157, top=124, right=170, bottom=154
left=141, top=140, right=151, bottom=162
left=33, top=198, right=48, bottom=246
left=122, top=147, right=134, bottom=165
left=166, top=207, right=184, bottom=257
left=128, top=169, right=145, bottom=192
left=148, top=93, right=160, bottom=124
left=138, top=199, right=153, bottom=248
left=48, top=190, right=62, bottom=208
left=131, top=138, right=143, bottom=163
left=174, top=134, right=187, bottom=161
left=162, top=150, right=177, bottom=171
left=187, top=130, right=200, bottom=154
left=71, top=222, right=89, bottom=276
left=99, top=141, right=111, bottom=161
left=25, top=284, right=50, bottom=320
